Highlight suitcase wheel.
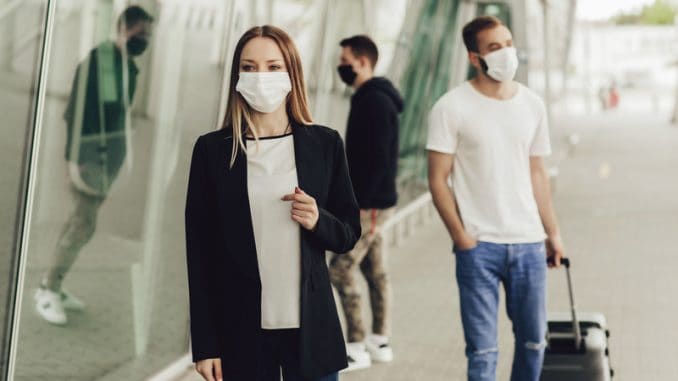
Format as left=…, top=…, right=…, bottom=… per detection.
left=606, top=329, right=610, bottom=338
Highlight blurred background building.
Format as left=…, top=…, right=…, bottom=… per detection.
left=1, top=0, right=677, bottom=380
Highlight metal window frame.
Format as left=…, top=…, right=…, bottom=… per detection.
left=5, top=0, right=57, bottom=380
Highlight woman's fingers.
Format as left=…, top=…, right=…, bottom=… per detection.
left=195, top=359, right=220, bottom=381
left=196, top=367, right=213, bottom=381
left=292, top=201, right=315, bottom=212
left=281, top=193, right=313, bottom=203
left=281, top=188, right=315, bottom=204
left=291, top=213, right=312, bottom=226
left=291, top=210, right=313, bottom=219
left=214, top=358, right=222, bottom=381
left=283, top=188, right=319, bottom=230
left=291, top=211, right=312, bottom=222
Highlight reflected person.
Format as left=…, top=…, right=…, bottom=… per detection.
left=35, top=6, right=153, bottom=325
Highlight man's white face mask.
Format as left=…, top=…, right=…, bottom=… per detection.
left=478, top=46, right=519, bottom=82
left=236, top=72, right=292, bottom=113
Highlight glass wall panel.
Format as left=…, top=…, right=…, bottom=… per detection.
left=10, top=1, right=228, bottom=379
left=0, top=0, right=48, bottom=378
left=396, top=0, right=461, bottom=197
left=4, top=1, right=446, bottom=379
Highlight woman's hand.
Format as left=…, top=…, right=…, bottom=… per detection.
left=282, top=186, right=319, bottom=231
left=195, top=358, right=222, bottom=381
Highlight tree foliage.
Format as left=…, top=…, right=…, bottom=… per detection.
left=613, top=0, right=677, bottom=25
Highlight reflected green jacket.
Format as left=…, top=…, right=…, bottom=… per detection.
left=63, top=41, right=138, bottom=195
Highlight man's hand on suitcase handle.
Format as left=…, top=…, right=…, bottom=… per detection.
left=547, top=256, right=570, bottom=268
left=546, top=234, right=565, bottom=268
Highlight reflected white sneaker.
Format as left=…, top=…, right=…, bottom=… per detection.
left=60, top=288, right=86, bottom=311
left=341, top=342, right=371, bottom=373
left=34, top=287, right=67, bottom=325
left=366, top=334, right=394, bottom=363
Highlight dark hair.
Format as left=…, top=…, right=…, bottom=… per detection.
left=117, top=6, right=154, bottom=30
left=462, top=16, right=503, bottom=52
left=339, top=35, right=379, bottom=68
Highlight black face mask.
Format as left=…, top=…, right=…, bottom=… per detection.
left=127, top=36, right=148, bottom=56
left=337, top=64, right=357, bottom=86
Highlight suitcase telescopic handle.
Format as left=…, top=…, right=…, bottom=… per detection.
left=560, top=257, right=570, bottom=267
left=548, top=256, right=582, bottom=350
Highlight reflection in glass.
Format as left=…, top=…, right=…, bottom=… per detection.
left=10, top=1, right=226, bottom=379
left=36, top=5, right=154, bottom=326
left=397, top=0, right=461, bottom=196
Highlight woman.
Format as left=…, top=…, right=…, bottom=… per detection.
left=185, top=25, right=360, bottom=381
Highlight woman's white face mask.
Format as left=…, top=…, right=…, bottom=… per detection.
left=236, top=72, right=292, bottom=113
left=478, top=47, right=519, bottom=82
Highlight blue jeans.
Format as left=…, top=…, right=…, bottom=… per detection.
left=454, top=241, right=547, bottom=381
left=256, top=329, right=339, bottom=381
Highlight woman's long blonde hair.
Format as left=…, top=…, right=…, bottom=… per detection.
left=222, top=25, right=313, bottom=167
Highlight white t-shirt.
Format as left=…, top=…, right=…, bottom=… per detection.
left=246, top=133, right=301, bottom=329
left=426, top=81, right=551, bottom=244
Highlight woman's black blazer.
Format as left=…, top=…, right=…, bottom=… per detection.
left=185, top=122, right=361, bottom=379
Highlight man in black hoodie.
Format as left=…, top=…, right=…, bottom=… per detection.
left=330, top=35, right=404, bottom=371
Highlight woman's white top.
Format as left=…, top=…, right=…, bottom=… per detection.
left=246, top=133, right=301, bottom=329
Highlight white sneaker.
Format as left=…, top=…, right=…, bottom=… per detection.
left=34, top=288, right=67, bottom=325
left=341, top=342, right=371, bottom=373
left=366, top=334, right=394, bottom=363
left=60, top=288, right=86, bottom=311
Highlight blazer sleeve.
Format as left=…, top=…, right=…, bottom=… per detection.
left=185, top=136, right=220, bottom=362
left=311, top=130, right=361, bottom=253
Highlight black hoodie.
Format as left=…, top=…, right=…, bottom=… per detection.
left=344, top=77, right=404, bottom=209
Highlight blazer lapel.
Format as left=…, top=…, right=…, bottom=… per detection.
left=292, top=123, right=325, bottom=279
left=292, top=123, right=323, bottom=199
left=221, top=130, right=260, bottom=282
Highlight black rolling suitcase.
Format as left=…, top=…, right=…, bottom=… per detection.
left=541, top=258, right=614, bottom=380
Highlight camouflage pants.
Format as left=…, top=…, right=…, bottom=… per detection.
left=329, top=207, right=394, bottom=343
left=45, top=184, right=105, bottom=291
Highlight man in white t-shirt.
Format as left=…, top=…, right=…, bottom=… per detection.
left=426, top=16, right=565, bottom=381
